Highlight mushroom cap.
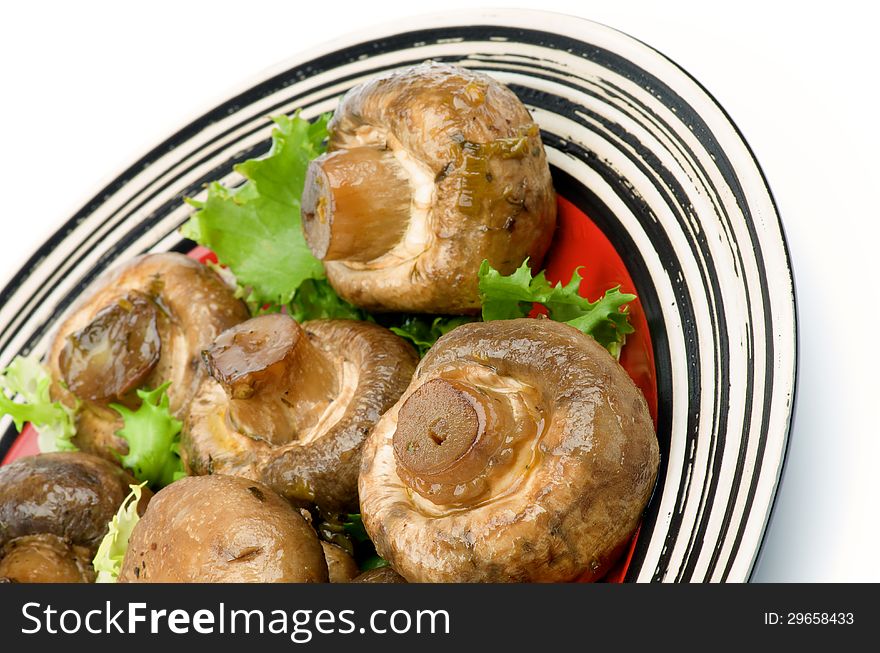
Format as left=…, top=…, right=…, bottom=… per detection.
left=0, top=452, right=148, bottom=582
left=321, top=541, right=359, bottom=583
left=46, top=253, right=249, bottom=461
left=0, top=534, right=95, bottom=583
left=0, top=452, right=147, bottom=552
left=358, top=318, right=659, bottom=582
left=351, top=566, right=408, bottom=584
left=118, top=475, right=328, bottom=583
left=183, top=318, right=418, bottom=513
left=309, top=62, right=556, bottom=314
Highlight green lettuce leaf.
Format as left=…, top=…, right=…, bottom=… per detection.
left=111, top=382, right=185, bottom=488
left=342, top=513, right=389, bottom=572
left=389, top=316, right=476, bottom=357
left=288, top=279, right=366, bottom=322
left=478, top=260, right=637, bottom=357
left=0, top=353, right=77, bottom=452
left=181, top=112, right=330, bottom=307
left=342, top=513, right=371, bottom=544
left=93, top=483, right=146, bottom=583
left=359, top=555, right=390, bottom=571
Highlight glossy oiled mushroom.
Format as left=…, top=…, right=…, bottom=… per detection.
left=321, top=542, right=359, bottom=583
left=301, top=62, right=557, bottom=314
left=183, top=314, right=418, bottom=512
left=0, top=452, right=149, bottom=583
left=47, top=253, right=249, bottom=460
left=118, top=475, right=327, bottom=583
left=359, top=318, right=659, bottom=583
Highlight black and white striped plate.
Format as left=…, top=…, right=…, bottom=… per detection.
left=0, top=10, right=796, bottom=582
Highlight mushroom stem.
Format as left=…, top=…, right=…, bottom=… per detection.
left=393, top=377, right=511, bottom=505
left=301, top=148, right=412, bottom=262
left=57, top=291, right=162, bottom=404
left=203, top=314, right=338, bottom=445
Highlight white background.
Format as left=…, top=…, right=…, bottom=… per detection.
left=2, top=0, right=878, bottom=581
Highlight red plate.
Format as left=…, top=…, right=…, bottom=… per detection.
left=2, top=196, right=657, bottom=583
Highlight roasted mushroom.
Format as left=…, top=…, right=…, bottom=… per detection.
left=183, top=314, right=418, bottom=512
left=321, top=542, right=359, bottom=583
left=0, top=452, right=149, bottom=583
left=359, top=318, right=659, bottom=583
left=118, top=475, right=327, bottom=583
left=46, top=253, right=249, bottom=460
left=301, top=62, right=557, bottom=314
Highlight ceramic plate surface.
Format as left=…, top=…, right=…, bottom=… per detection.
left=0, top=10, right=796, bottom=582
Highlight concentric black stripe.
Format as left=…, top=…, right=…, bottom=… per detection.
left=0, top=34, right=744, bottom=580
left=0, top=66, right=396, bottom=350
left=623, top=53, right=779, bottom=579
left=426, top=30, right=774, bottom=579
left=550, top=69, right=762, bottom=580
left=481, top=34, right=765, bottom=581
left=537, top=117, right=713, bottom=581
left=569, top=76, right=747, bottom=581
left=0, top=55, right=458, bottom=357
left=580, top=75, right=756, bottom=563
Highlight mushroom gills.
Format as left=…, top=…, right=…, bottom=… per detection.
left=46, top=253, right=250, bottom=460
left=344, top=130, right=437, bottom=269
left=184, top=317, right=419, bottom=513
left=302, top=146, right=415, bottom=262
